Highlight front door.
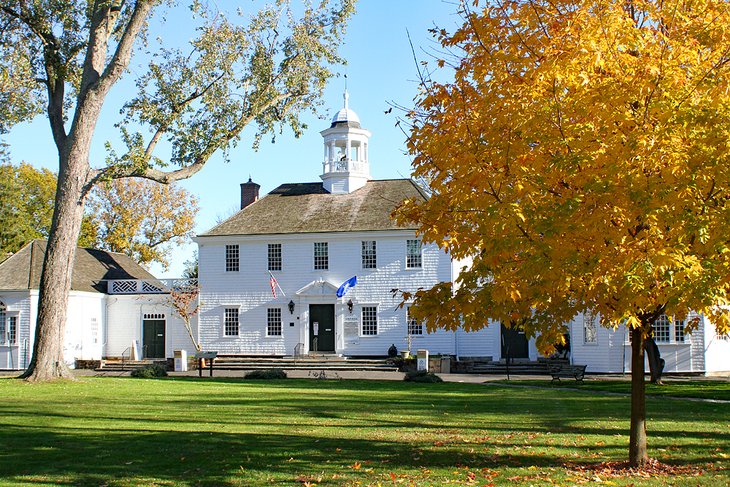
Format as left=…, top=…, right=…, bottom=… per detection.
left=309, top=304, right=335, bottom=353
left=501, top=322, right=529, bottom=360
left=143, top=319, right=166, bottom=358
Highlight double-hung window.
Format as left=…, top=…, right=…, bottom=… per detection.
left=314, top=242, right=328, bottom=270
left=361, top=240, right=376, bottom=269
left=674, top=319, right=686, bottom=343
left=0, top=305, right=5, bottom=344
left=653, top=315, right=687, bottom=343
left=225, top=245, right=239, bottom=272
left=268, top=244, right=282, bottom=271
left=407, top=307, right=423, bottom=336
left=0, top=303, right=13, bottom=345
left=406, top=239, right=422, bottom=269
left=361, top=306, right=378, bottom=336
left=223, top=308, right=240, bottom=336
left=583, top=312, right=597, bottom=344
left=653, top=315, right=671, bottom=343
left=6, top=316, right=16, bottom=344
left=267, top=308, right=282, bottom=337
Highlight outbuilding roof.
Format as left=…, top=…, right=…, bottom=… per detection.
left=0, top=240, right=156, bottom=293
left=200, top=179, right=426, bottom=237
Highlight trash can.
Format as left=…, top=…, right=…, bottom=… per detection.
left=440, top=356, right=451, bottom=374
left=417, top=349, right=429, bottom=371
left=174, top=350, right=188, bottom=372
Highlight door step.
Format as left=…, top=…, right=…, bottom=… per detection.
left=207, top=355, right=398, bottom=372
left=96, top=359, right=167, bottom=372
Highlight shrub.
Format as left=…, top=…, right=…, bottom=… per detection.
left=245, top=369, right=287, bottom=380
left=404, top=369, right=443, bottom=383
left=130, top=364, right=168, bottom=378
left=387, top=356, right=417, bottom=372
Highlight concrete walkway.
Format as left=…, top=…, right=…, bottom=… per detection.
left=3, top=366, right=728, bottom=383
left=2, top=367, right=728, bottom=382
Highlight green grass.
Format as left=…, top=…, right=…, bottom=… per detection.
left=502, top=378, right=730, bottom=401
left=0, top=377, right=727, bottom=486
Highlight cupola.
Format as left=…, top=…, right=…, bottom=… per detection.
left=320, top=91, right=371, bottom=194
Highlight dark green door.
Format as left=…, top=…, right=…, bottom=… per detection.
left=309, top=304, right=335, bottom=352
left=501, top=322, right=529, bottom=360
left=143, top=320, right=166, bottom=358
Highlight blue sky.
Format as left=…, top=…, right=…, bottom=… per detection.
left=4, top=1, right=462, bottom=277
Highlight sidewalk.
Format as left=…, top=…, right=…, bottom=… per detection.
left=3, top=368, right=727, bottom=382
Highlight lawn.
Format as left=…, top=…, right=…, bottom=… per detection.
left=0, top=376, right=727, bottom=486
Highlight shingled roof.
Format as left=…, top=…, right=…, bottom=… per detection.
left=200, top=179, right=427, bottom=237
left=0, top=240, right=156, bottom=293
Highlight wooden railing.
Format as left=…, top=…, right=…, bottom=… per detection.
left=106, top=278, right=198, bottom=294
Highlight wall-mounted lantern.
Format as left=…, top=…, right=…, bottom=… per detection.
left=347, top=299, right=354, bottom=314
left=288, top=300, right=295, bottom=315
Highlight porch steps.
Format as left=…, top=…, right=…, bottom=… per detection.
left=96, top=358, right=167, bottom=372
left=208, top=355, right=399, bottom=372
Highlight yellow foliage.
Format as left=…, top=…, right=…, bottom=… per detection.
left=397, top=0, right=730, bottom=340
left=88, top=178, right=198, bottom=270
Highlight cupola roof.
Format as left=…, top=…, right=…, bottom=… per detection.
left=330, top=90, right=361, bottom=128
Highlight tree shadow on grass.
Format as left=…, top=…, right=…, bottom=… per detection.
left=0, top=377, right=726, bottom=485
left=0, top=424, right=725, bottom=486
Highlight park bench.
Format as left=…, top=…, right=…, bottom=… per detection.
left=548, top=363, right=587, bottom=383
left=195, top=351, right=218, bottom=377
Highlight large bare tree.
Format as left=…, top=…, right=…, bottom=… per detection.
left=0, top=0, right=355, bottom=381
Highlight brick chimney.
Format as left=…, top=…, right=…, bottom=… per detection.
left=240, top=177, right=260, bottom=209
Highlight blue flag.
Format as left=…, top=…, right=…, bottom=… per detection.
left=336, top=276, right=357, bottom=298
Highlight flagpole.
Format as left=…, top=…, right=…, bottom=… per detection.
left=268, top=270, right=286, bottom=297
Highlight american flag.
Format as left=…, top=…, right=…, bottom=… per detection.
left=270, top=274, right=278, bottom=298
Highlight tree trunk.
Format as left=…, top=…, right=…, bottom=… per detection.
left=629, top=326, right=649, bottom=467
left=644, top=335, right=665, bottom=384
left=19, top=150, right=90, bottom=381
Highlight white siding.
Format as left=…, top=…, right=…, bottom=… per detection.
left=704, top=316, right=730, bottom=373
left=619, top=318, right=703, bottom=374
left=63, top=291, right=105, bottom=365
left=197, top=231, right=489, bottom=357
left=456, top=323, right=499, bottom=359
left=106, top=294, right=198, bottom=359
left=1, top=290, right=105, bottom=370
left=568, top=313, right=612, bottom=372
left=0, top=291, right=32, bottom=370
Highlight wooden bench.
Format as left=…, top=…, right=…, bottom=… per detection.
left=548, top=364, right=587, bottom=383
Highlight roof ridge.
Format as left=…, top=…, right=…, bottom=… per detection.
left=197, top=178, right=422, bottom=238
left=24, top=238, right=141, bottom=260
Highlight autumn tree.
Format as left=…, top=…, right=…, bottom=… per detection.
left=88, top=178, right=198, bottom=270
left=0, top=0, right=354, bottom=381
left=168, top=282, right=201, bottom=352
left=0, top=163, right=196, bottom=268
left=0, top=162, right=60, bottom=255
left=398, top=0, right=730, bottom=468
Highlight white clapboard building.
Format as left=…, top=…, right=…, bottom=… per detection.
left=193, top=93, right=730, bottom=375
left=194, top=93, right=493, bottom=358
left=2, top=94, right=727, bottom=375
left=0, top=240, right=197, bottom=370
